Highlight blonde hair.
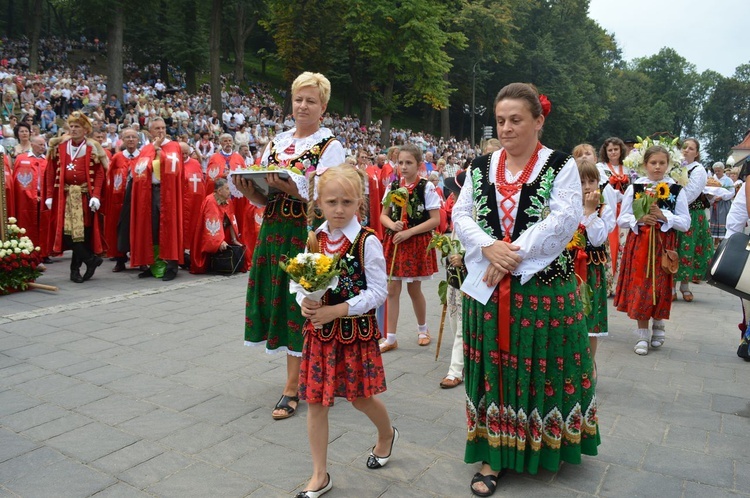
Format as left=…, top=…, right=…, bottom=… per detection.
left=291, top=72, right=332, bottom=106
left=306, top=165, right=366, bottom=252
left=483, top=138, right=501, bottom=154
left=572, top=143, right=596, bottom=160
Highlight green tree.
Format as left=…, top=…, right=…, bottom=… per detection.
left=702, top=64, right=750, bottom=162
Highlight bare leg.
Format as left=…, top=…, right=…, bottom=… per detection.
left=272, top=354, right=301, bottom=418
left=351, top=396, right=393, bottom=456
left=406, top=281, right=427, bottom=325
left=303, top=403, right=330, bottom=490
left=386, top=280, right=402, bottom=336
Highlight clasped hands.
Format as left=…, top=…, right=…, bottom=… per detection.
left=481, top=240, right=522, bottom=286
left=390, top=220, right=413, bottom=244
left=301, top=298, right=348, bottom=328
left=639, top=203, right=667, bottom=226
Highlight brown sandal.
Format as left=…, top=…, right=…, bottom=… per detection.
left=417, top=331, right=431, bottom=346
left=681, top=290, right=694, bottom=302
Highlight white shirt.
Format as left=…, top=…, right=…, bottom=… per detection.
left=259, top=127, right=345, bottom=202
left=616, top=177, right=690, bottom=234
left=683, top=161, right=707, bottom=204
left=582, top=202, right=616, bottom=247
left=294, top=217, right=387, bottom=315
left=381, top=178, right=442, bottom=211
left=726, top=184, right=748, bottom=238
left=453, top=147, right=583, bottom=284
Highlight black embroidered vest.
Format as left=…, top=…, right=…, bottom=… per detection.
left=472, top=150, right=573, bottom=284
left=265, top=135, right=336, bottom=219
left=388, top=178, right=430, bottom=227
left=309, top=229, right=379, bottom=344
left=686, top=163, right=709, bottom=210
left=584, top=204, right=609, bottom=266
left=632, top=183, right=682, bottom=213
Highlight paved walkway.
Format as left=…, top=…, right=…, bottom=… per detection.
left=0, top=255, right=749, bottom=497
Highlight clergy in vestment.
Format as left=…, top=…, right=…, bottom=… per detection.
left=105, top=128, right=139, bottom=272
left=13, top=136, right=49, bottom=258
left=181, top=142, right=206, bottom=259
left=190, top=178, right=243, bottom=274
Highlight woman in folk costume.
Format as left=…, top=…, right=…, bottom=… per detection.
left=595, top=137, right=630, bottom=296
left=235, top=72, right=345, bottom=421
left=674, top=138, right=710, bottom=302
left=453, top=83, right=599, bottom=497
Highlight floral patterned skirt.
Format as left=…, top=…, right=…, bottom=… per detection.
left=676, top=208, right=712, bottom=281
left=299, top=329, right=387, bottom=407
left=586, top=263, right=609, bottom=337
left=463, top=273, right=599, bottom=475
left=244, top=203, right=308, bottom=354
left=382, top=230, right=438, bottom=280
left=614, top=227, right=675, bottom=321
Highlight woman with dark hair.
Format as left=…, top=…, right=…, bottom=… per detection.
left=674, top=138, right=710, bottom=301
left=12, top=123, right=32, bottom=159
left=454, top=83, right=599, bottom=496
left=596, top=137, right=630, bottom=296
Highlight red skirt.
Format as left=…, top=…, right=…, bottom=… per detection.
left=382, top=230, right=438, bottom=279
left=614, top=226, right=675, bottom=321
left=298, top=331, right=387, bottom=407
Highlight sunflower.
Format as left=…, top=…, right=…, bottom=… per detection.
left=566, top=230, right=586, bottom=251
left=634, top=191, right=642, bottom=200
left=655, top=182, right=670, bottom=200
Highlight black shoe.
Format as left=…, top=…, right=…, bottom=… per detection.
left=82, top=255, right=103, bottom=281
left=138, top=268, right=154, bottom=278
left=112, top=261, right=126, bottom=272
left=179, top=253, right=191, bottom=270
left=738, top=340, right=750, bottom=361
left=42, top=257, right=54, bottom=264
left=162, top=268, right=177, bottom=281
left=366, top=427, right=399, bottom=469
left=70, top=269, right=84, bottom=283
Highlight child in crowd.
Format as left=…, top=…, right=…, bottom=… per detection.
left=575, top=160, right=616, bottom=373
left=614, top=146, right=690, bottom=355
left=379, top=144, right=441, bottom=351
left=296, top=166, right=396, bottom=498
left=438, top=170, right=467, bottom=388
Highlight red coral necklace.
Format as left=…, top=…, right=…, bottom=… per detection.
left=495, top=142, right=542, bottom=239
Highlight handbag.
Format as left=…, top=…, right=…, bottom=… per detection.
left=209, top=244, right=247, bottom=275
left=705, top=232, right=750, bottom=300
left=661, top=249, right=679, bottom=274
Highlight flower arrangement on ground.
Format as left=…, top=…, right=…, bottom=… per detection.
left=1, top=217, right=42, bottom=295
left=623, top=136, right=686, bottom=186
left=279, top=252, right=343, bottom=301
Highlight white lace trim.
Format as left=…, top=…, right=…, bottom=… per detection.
left=266, top=127, right=334, bottom=160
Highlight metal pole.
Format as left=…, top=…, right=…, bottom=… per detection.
left=471, top=62, right=478, bottom=147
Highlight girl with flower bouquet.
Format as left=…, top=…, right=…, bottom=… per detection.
left=379, top=144, right=441, bottom=352
left=614, top=146, right=690, bottom=356
left=294, top=165, right=395, bottom=498
left=574, top=160, right=616, bottom=373
left=596, top=137, right=631, bottom=296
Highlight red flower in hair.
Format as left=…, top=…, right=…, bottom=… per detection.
left=539, top=94, right=552, bottom=117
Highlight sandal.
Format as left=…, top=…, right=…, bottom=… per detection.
left=470, top=468, right=506, bottom=497
left=681, top=290, right=694, bottom=302
left=417, top=331, right=431, bottom=346
left=671, top=290, right=677, bottom=302
left=272, top=394, right=299, bottom=420
left=651, top=322, right=666, bottom=348
left=634, top=340, right=649, bottom=356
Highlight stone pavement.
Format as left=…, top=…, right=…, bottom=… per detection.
left=1, top=254, right=749, bottom=498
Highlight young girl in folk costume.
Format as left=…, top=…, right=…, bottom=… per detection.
left=379, top=144, right=441, bottom=352
left=674, top=138, right=710, bottom=301
left=614, top=146, right=690, bottom=356
left=574, top=160, right=616, bottom=372
left=296, top=166, right=396, bottom=498
left=596, top=137, right=631, bottom=296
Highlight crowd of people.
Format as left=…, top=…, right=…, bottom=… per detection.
left=3, top=37, right=750, bottom=498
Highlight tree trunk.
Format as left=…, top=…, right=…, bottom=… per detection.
left=210, top=0, right=223, bottom=114
left=380, top=66, right=396, bottom=146
left=440, top=106, right=450, bottom=139
left=233, top=9, right=246, bottom=82
left=106, top=2, right=124, bottom=100
left=185, top=67, right=197, bottom=94
left=7, top=0, right=15, bottom=38
left=28, top=0, right=42, bottom=73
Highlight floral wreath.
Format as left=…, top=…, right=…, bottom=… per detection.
left=622, top=135, right=686, bottom=186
